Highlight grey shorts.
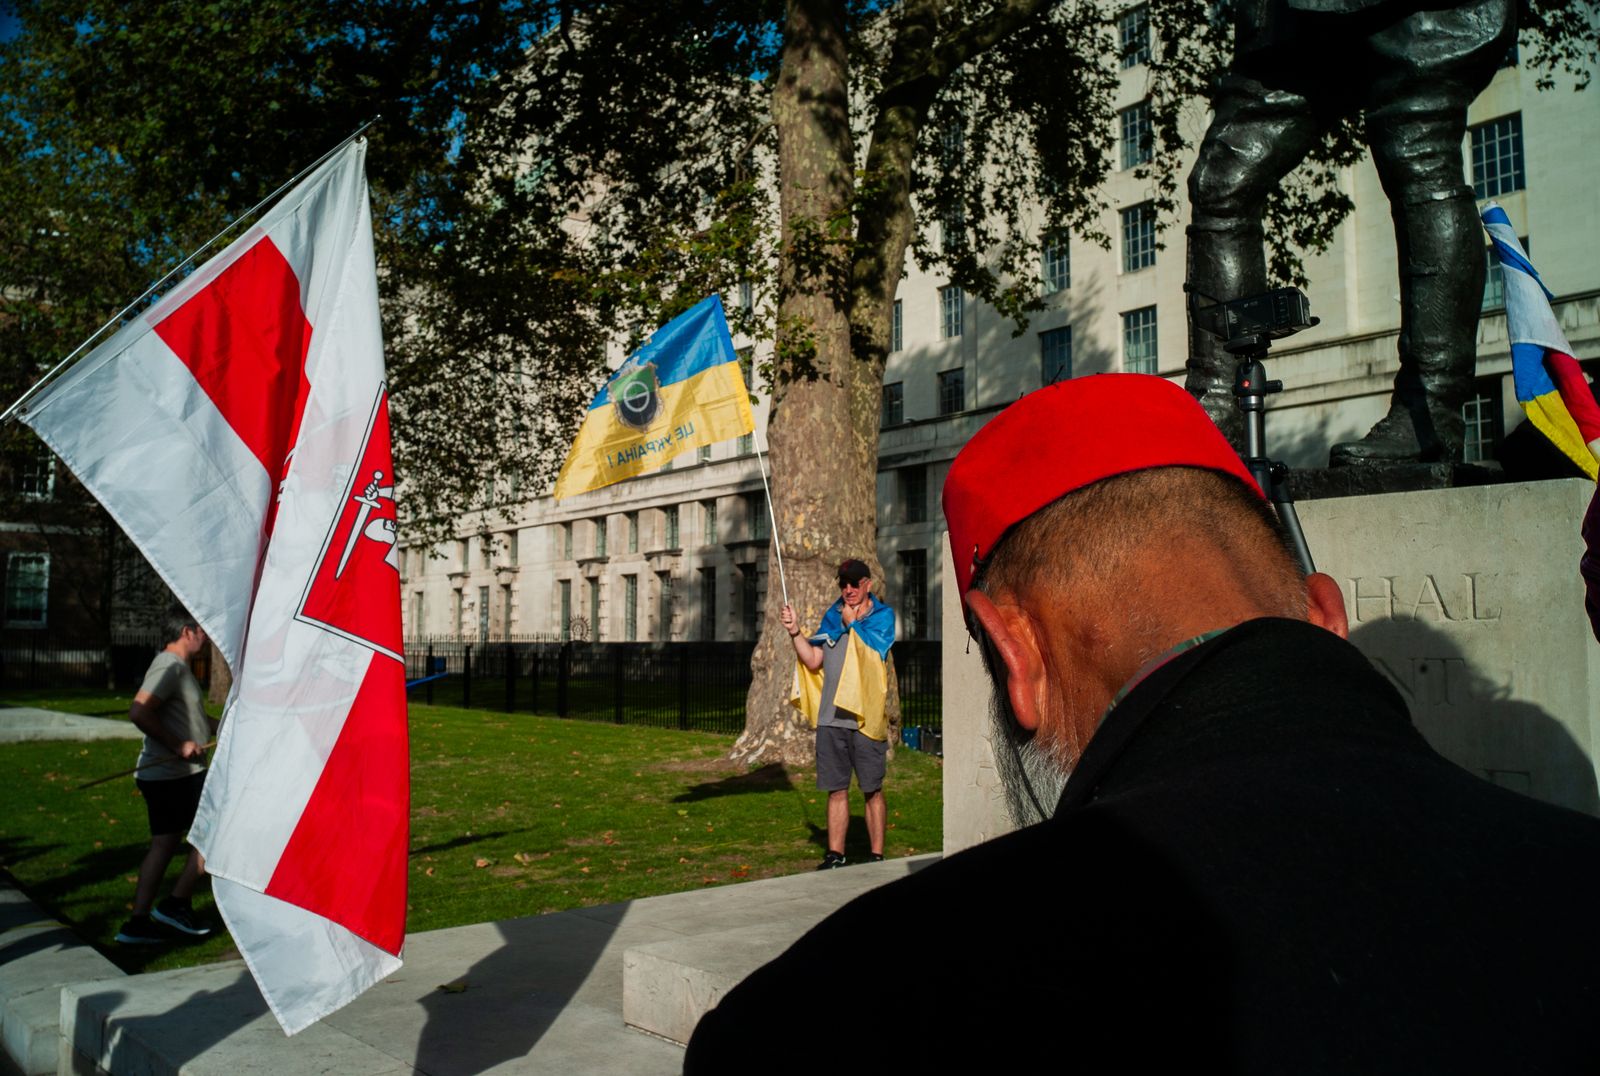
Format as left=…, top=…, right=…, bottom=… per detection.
left=816, top=726, right=887, bottom=794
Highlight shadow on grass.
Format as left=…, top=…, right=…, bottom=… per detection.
left=411, top=830, right=524, bottom=857
left=0, top=834, right=66, bottom=874
left=671, top=763, right=793, bottom=803
left=805, top=817, right=875, bottom=860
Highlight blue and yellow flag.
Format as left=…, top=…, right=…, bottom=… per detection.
left=555, top=296, right=755, bottom=499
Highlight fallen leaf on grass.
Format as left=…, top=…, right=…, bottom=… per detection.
left=513, top=852, right=533, bottom=865
left=437, top=979, right=469, bottom=993
left=474, top=858, right=491, bottom=868
left=678, top=857, right=689, bottom=864
left=579, top=866, right=590, bottom=874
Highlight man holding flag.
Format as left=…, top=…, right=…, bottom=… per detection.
left=781, top=558, right=895, bottom=869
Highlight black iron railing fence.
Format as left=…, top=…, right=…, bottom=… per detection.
left=0, top=632, right=165, bottom=690
left=0, top=633, right=943, bottom=752
left=404, top=638, right=943, bottom=750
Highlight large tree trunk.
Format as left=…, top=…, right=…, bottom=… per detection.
left=733, top=0, right=1057, bottom=765
left=733, top=0, right=868, bottom=766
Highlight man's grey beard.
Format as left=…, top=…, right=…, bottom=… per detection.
left=988, top=692, right=1070, bottom=828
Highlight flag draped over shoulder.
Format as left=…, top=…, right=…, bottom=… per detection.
left=19, top=140, right=407, bottom=1034
left=554, top=295, right=754, bottom=499
left=1483, top=203, right=1600, bottom=479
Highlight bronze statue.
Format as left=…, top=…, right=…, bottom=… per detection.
left=1185, top=0, right=1516, bottom=464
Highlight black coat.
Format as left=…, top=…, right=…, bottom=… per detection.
left=686, top=619, right=1600, bottom=1073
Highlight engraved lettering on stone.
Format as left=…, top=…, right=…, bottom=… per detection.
left=1350, top=576, right=1397, bottom=623
left=1464, top=572, right=1501, bottom=621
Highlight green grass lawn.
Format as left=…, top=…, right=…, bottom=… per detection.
left=0, top=692, right=943, bottom=974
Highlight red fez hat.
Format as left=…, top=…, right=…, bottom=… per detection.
left=941, top=374, right=1261, bottom=607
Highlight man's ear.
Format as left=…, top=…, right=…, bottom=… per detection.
left=964, top=589, right=1048, bottom=731
left=1305, top=573, right=1349, bottom=639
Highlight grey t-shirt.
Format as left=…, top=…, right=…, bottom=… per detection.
left=814, top=634, right=857, bottom=729
left=134, top=651, right=210, bottom=781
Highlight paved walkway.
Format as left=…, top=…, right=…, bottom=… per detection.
left=6, top=855, right=938, bottom=1075
left=0, top=707, right=142, bottom=745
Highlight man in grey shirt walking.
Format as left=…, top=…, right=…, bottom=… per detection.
left=115, top=609, right=218, bottom=944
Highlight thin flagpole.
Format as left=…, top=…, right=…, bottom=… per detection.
left=755, top=441, right=789, bottom=607
left=1, top=118, right=380, bottom=427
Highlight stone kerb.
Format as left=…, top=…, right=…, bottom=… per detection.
left=941, top=478, right=1600, bottom=854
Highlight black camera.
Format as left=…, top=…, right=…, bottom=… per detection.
left=1190, top=286, right=1317, bottom=346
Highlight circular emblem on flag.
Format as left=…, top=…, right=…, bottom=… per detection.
left=612, top=362, right=661, bottom=430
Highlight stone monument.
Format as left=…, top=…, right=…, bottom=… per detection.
left=942, top=481, right=1600, bottom=853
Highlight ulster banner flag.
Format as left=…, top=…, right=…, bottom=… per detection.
left=19, top=140, right=407, bottom=1033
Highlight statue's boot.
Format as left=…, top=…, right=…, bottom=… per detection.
left=1330, top=86, right=1485, bottom=467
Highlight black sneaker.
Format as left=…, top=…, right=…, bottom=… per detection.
left=816, top=851, right=847, bottom=871
left=114, top=916, right=168, bottom=945
left=868, top=853, right=885, bottom=862
left=152, top=899, right=212, bottom=937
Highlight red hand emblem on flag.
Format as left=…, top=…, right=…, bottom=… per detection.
left=297, top=388, right=403, bottom=662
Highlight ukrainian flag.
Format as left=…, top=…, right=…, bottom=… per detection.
left=555, top=295, right=756, bottom=499
left=1484, top=204, right=1600, bottom=480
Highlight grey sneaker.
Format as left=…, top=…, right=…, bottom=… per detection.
left=114, top=916, right=168, bottom=945
left=152, top=899, right=211, bottom=937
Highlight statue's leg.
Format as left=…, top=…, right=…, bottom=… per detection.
left=1329, top=0, right=1514, bottom=465
left=1186, top=76, right=1320, bottom=446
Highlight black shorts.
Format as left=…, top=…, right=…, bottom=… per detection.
left=816, top=726, right=888, bottom=794
left=136, top=772, right=207, bottom=838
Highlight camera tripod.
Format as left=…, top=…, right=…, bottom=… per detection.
left=1226, top=332, right=1315, bottom=575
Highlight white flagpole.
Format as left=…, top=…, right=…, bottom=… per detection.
left=1, top=118, right=380, bottom=427
left=754, top=442, right=789, bottom=607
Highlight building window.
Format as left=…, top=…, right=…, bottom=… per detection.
left=664, top=505, right=680, bottom=548
left=882, top=382, right=904, bottom=428
left=901, top=465, right=928, bottom=524
left=1120, top=100, right=1153, bottom=170
left=588, top=578, right=602, bottom=641
left=1042, top=234, right=1070, bottom=294
left=700, top=567, right=717, bottom=641
left=703, top=500, right=719, bottom=545
left=746, top=491, right=770, bottom=540
left=627, top=512, right=639, bottom=554
left=594, top=517, right=607, bottom=557
left=1471, top=114, right=1525, bottom=200
left=741, top=565, right=761, bottom=641
left=1481, top=235, right=1527, bottom=312
left=899, top=549, right=927, bottom=640
left=1119, top=4, right=1150, bottom=68
left=506, top=531, right=519, bottom=566
left=451, top=588, right=463, bottom=636
left=561, top=523, right=573, bottom=560
left=4, top=552, right=48, bottom=628
left=480, top=537, right=493, bottom=569
left=941, top=285, right=964, bottom=339
left=624, top=574, right=638, bottom=641
left=18, top=445, right=54, bottom=500
left=938, top=368, right=966, bottom=416
left=941, top=121, right=965, bottom=171
left=1462, top=378, right=1504, bottom=463
left=1123, top=306, right=1159, bottom=374
left=737, top=432, right=754, bottom=455
left=737, top=346, right=754, bottom=391
left=891, top=299, right=903, bottom=352
left=501, top=584, right=514, bottom=638
left=738, top=280, right=754, bottom=312
left=698, top=445, right=712, bottom=463
left=456, top=538, right=469, bottom=569
left=1041, top=326, right=1073, bottom=384
left=1121, top=203, right=1156, bottom=272
left=477, top=585, right=490, bottom=641
left=412, top=590, right=426, bottom=637
left=942, top=207, right=965, bottom=255
left=657, top=571, right=675, bottom=640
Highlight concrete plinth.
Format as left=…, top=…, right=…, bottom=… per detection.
left=943, top=478, right=1600, bottom=852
